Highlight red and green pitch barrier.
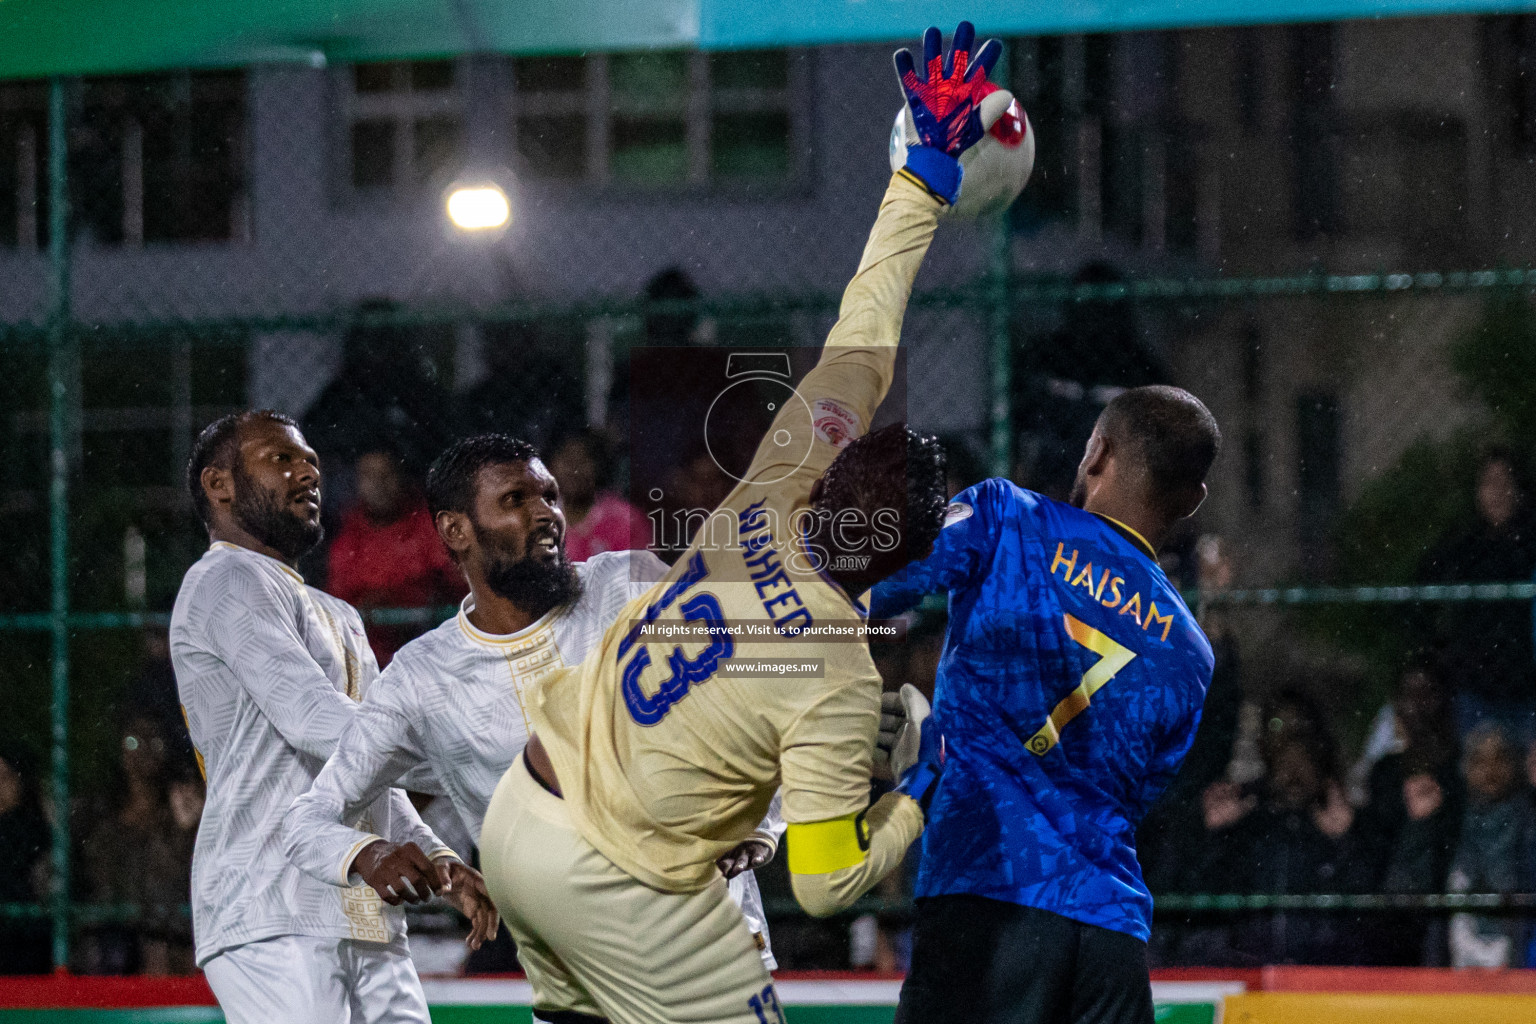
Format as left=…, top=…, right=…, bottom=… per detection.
left=6, top=969, right=1536, bottom=1023
left=0, top=974, right=1239, bottom=1023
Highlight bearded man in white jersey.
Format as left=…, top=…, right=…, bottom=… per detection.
left=171, top=410, right=496, bottom=1024
left=284, top=434, right=785, bottom=990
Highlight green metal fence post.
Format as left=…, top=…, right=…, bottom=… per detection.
left=46, top=75, right=72, bottom=973
left=988, top=214, right=1012, bottom=478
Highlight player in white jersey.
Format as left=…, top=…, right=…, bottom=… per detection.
left=172, top=411, right=495, bottom=1024
left=284, top=434, right=784, bottom=976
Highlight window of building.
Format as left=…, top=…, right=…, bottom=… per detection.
left=708, top=50, right=793, bottom=181
left=1484, top=16, right=1536, bottom=154
left=0, top=333, right=247, bottom=611
left=1008, top=36, right=1084, bottom=230
left=508, top=49, right=802, bottom=186
left=0, top=81, right=45, bottom=250
left=346, top=60, right=464, bottom=194
left=510, top=56, right=590, bottom=179
left=1289, top=24, right=1340, bottom=240
left=1337, top=114, right=1467, bottom=255
left=1, top=72, right=244, bottom=249
left=75, top=72, right=248, bottom=245
left=1296, top=390, right=1341, bottom=528
left=1010, top=33, right=1203, bottom=252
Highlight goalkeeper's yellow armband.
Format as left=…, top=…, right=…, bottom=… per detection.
left=785, top=812, right=869, bottom=875
left=786, top=794, right=925, bottom=917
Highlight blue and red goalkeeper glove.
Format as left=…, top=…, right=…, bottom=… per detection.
left=888, top=684, right=945, bottom=813
left=894, top=21, right=1003, bottom=205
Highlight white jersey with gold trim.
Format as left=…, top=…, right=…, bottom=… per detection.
left=171, top=542, right=450, bottom=966
left=283, top=549, right=785, bottom=964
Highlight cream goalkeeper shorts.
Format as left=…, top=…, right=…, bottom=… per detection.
left=480, top=754, right=784, bottom=1024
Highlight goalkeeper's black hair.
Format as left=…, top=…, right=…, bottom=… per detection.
left=817, top=423, right=947, bottom=561
left=427, top=434, right=541, bottom=520
left=186, top=410, right=300, bottom=529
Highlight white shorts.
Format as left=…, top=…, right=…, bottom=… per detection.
left=481, top=755, right=784, bottom=1024
left=203, top=933, right=430, bottom=1024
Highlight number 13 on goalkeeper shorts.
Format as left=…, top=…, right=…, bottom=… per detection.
left=748, top=984, right=785, bottom=1024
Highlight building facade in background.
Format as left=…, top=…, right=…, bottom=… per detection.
left=1, top=17, right=1535, bottom=696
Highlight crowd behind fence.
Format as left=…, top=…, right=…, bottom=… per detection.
left=4, top=371, right=1536, bottom=974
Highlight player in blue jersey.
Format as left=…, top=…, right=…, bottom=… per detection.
left=871, top=385, right=1221, bottom=1024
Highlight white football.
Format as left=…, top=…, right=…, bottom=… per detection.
left=889, top=87, right=1034, bottom=218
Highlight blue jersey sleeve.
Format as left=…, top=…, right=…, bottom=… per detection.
left=1147, top=698, right=1205, bottom=804
left=870, top=478, right=1006, bottom=619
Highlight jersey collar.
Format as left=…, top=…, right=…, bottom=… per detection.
left=209, top=540, right=304, bottom=584
left=456, top=594, right=567, bottom=646
left=1090, top=513, right=1156, bottom=560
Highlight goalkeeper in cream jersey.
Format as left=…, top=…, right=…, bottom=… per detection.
left=478, top=23, right=1014, bottom=1024
left=283, top=434, right=784, bottom=966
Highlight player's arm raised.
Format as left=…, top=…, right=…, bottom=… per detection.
left=747, top=24, right=1002, bottom=484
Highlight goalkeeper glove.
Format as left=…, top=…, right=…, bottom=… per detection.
left=893, top=21, right=1003, bottom=205
left=872, top=688, right=904, bottom=778
left=889, top=684, right=945, bottom=812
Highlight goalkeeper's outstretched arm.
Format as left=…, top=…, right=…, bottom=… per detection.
left=746, top=20, right=1002, bottom=485
left=744, top=174, right=944, bottom=484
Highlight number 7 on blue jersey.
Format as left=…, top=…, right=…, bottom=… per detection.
left=1026, top=614, right=1136, bottom=755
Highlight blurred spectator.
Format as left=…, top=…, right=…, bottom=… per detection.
left=1255, top=689, right=1335, bottom=769
left=303, top=301, right=456, bottom=475
left=458, top=319, right=586, bottom=454
left=548, top=430, right=650, bottom=562
left=1418, top=445, right=1536, bottom=744
left=326, top=447, right=465, bottom=666
left=1446, top=724, right=1536, bottom=968
left=1184, top=538, right=1245, bottom=795
left=79, top=717, right=194, bottom=975
left=621, top=270, right=717, bottom=500
left=154, top=768, right=203, bottom=974
left=1177, top=694, right=1371, bottom=965
left=936, top=433, right=988, bottom=498
left=1011, top=262, right=1168, bottom=499
left=0, top=746, right=51, bottom=975
left=1353, top=663, right=1462, bottom=964
left=1354, top=664, right=1461, bottom=866
left=1142, top=537, right=1243, bottom=895
left=652, top=448, right=736, bottom=559
left=121, top=629, right=195, bottom=767
left=644, top=266, right=703, bottom=347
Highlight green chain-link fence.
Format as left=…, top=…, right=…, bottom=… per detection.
left=7, top=21, right=1536, bottom=971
